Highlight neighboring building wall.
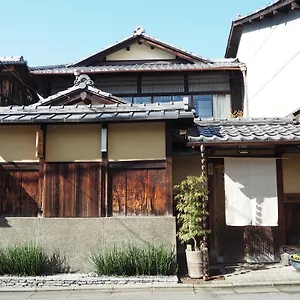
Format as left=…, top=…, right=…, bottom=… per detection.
left=0, top=217, right=176, bottom=272
left=237, top=10, right=300, bottom=117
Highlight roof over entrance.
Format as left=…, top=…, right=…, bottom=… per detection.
left=188, top=118, right=300, bottom=144
left=35, top=74, right=126, bottom=106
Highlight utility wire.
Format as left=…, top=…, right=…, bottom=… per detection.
left=250, top=47, right=300, bottom=100
left=248, top=13, right=288, bottom=64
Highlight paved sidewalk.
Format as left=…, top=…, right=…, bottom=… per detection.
left=0, top=263, right=300, bottom=292
left=192, top=263, right=300, bottom=288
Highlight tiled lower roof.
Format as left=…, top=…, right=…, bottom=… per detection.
left=188, top=118, right=300, bottom=144
left=0, top=101, right=194, bottom=124
left=30, top=60, right=242, bottom=74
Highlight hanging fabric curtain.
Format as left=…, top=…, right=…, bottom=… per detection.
left=224, top=158, right=278, bottom=226
left=213, top=94, right=231, bottom=119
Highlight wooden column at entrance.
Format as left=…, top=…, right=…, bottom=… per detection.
left=200, top=144, right=209, bottom=280
left=276, top=158, right=285, bottom=246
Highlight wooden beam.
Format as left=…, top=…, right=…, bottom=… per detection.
left=292, top=2, right=300, bottom=9
left=140, top=38, right=195, bottom=62
left=276, top=158, right=286, bottom=246
left=37, top=125, right=46, bottom=217
left=165, top=121, right=173, bottom=215
left=101, top=124, right=109, bottom=217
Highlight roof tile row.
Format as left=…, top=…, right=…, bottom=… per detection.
left=188, top=118, right=300, bottom=143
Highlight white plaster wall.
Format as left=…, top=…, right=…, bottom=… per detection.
left=107, top=42, right=175, bottom=61
left=237, top=10, right=300, bottom=117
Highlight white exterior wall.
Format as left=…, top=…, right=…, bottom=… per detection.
left=237, top=10, right=300, bottom=117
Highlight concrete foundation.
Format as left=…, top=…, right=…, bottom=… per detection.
left=0, top=217, right=176, bottom=273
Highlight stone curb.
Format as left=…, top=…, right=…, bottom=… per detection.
left=1, top=281, right=300, bottom=293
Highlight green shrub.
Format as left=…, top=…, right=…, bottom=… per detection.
left=0, top=244, right=47, bottom=276
left=90, top=244, right=176, bottom=276
left=0, top=244, right=69, bottom=276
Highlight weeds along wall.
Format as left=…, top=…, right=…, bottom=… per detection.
left=0, top=217, right=176, bottom=273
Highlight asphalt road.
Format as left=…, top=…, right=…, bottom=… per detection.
left=1, top=285, right=300, bottom=300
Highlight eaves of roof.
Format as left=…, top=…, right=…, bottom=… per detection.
left=0, top=101, right=195, bottom=124
left=30, top=60, right=242, bottom=75
left=225, top=0, right=296, bottom=58
left=188, top=117, right=300, bottom=144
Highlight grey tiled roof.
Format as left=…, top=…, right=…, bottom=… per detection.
left=0, top=56, right=25, bottom=64
left=30, top=60, right=242, bottom=74
left=0, top=101, right=194, bottom=124
left=188, top=118, right=300, bottom=144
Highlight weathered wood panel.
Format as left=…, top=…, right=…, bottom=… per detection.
left=112, top=168, right=168, bottom=216
left=285, top=203, right=300, bottom=245
left=112, top=171, right=126, bottom=215
left=44, top=163, right=101, bottom=217
left=244, top=226, right=279, bottom=262
left=0, top=170, right=39, bottom=217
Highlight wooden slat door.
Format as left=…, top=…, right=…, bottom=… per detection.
left=213, top=165, right=244, bottom=263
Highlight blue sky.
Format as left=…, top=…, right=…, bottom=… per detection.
left=1, top=0, right=272, bottom=66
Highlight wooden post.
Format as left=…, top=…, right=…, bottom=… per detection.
left=101, top=124, right=109, bottom=217
left=36, top=125, right=46, bottom=217
left=165, top=121, right=173, bottom=215
left=200, top=144, right=209, bottom=280
left=276, top=157, right=285, bottom=246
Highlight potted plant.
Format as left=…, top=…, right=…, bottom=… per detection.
left=289, top=254, right=300, bottom=271
left=174, top=175, right=209, bottom=279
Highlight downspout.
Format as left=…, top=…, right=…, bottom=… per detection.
left=240, top=64, right=249, bottom=117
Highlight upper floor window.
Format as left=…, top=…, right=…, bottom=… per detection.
left=121, top=94, right=232, bottom=119
left=193, top=94, right=231, bottom=119
left=194, top=95, right=212, bottom=118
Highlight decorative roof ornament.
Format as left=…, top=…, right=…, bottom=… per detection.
left=74, top=74, right=94, bottom=88
left=133, top=26, right=145, bottom=36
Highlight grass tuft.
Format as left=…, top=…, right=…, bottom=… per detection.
left=90, top=244, right=176, bottom=276
left=0, top=244, right=69, bottom=276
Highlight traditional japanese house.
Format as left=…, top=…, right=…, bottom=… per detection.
left=3, top=25, right=300, bottom=274
left=0, top=56, right=39, bottom=106
left=30, top=27, right=245, bottom=120
left=0, top=99, right=195, bottom=272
